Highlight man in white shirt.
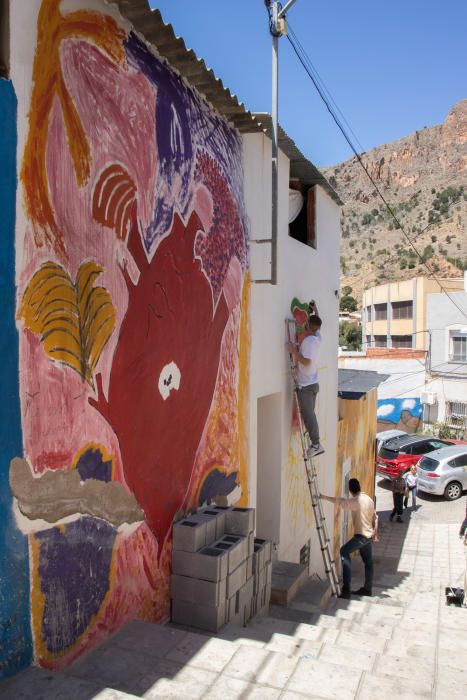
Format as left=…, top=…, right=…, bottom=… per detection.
left=287, top=309, right=324, bottom=457
left=321, top=478, right=378, bottom=599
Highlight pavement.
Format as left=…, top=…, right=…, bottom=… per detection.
left=1, top=480, right=466, bottom=699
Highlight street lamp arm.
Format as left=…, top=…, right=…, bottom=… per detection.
left=278, top=0, right=299, bottom=19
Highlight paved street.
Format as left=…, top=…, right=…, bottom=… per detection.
left=1, top=480, right=466, bottom=699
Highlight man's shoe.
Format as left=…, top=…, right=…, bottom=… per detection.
left=352, top=587, right=372, bottom=596
left=396, top=516, right=403, bottom=523
left=338, top=589, right=351, bottom=599
left=389, top=514, right=394, bottom=522
left=308, top=443, right=325, bottom=458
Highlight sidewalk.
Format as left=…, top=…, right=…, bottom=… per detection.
left=1, top=482, right=466, bottom=699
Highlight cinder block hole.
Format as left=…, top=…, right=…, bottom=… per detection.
left=223, top=535, right=241, bottom=543
left=215, top=543, right=232, bottom=551
left=202, top=548, right=224, bottom=557
left=232, top=507, right=248, bottom=512
left=180, top=521, right=198, bottom=527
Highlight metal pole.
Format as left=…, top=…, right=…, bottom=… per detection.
left=271, top=17, right=278, bottom=286
left=278, top=0, right=299, bottom=18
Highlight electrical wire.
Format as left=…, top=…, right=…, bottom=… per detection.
left=284, top=22, right=467, bottom=322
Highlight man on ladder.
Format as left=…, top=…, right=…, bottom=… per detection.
left=286, top=301, right=325, bottom=458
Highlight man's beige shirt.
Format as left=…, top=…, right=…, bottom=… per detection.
left=335, top=493, right=376, bottom=538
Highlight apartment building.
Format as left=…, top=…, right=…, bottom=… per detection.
left=362, top=276, right=465, bottom=350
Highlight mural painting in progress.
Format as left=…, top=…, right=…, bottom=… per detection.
left=11, top=0, right=249, bottom=669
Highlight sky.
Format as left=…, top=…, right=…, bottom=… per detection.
left=149, top=1, right=466, bottom=167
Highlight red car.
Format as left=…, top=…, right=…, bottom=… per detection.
left=376, top=434, right=461, bottom=480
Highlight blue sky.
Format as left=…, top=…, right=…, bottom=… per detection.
left=149, top=1, right=466, bottom=167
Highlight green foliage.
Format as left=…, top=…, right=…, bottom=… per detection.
left=421, top=244, right=434, bottom=263
left=431, top=235, right=437, bottom=242
left=340, top=255, right=347, bottom=273
left=339, top=321, right=362, bottom=351
left=341, top=285, right=353, bottom=296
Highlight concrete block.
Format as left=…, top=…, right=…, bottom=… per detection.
left=171, top=598, right=226, bottom=633
left=254, top=537, right=272, bottom=565
left=246, top=555, right=254, bottom=580
left=228, top=603, right=247, bottom=627
left=253, top=540, right=266, bottom=572
left=172, top=518, right=206, bottom=552
left=198, top=508, right=225, bottom=539
left=225, top=507, right=255, bottom=535
left=226, top=559, right=247, bottom=598
left=190, top=513, right=217, bottom=546
left=239, top=576, right=254, bottom=609
left=171, top=573, right=226, bottom=607
left=216, top=534, right=248, bottom=572
left=247, top=533, right=254, bottom=557
left=172, top=545, right=228, bottom=582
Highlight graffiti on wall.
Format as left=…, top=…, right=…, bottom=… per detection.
left=10, top=0, right=249, bottom=669
left=377, top=398, right=422, bottom=433
left=0, top=80, right=33, bottom=679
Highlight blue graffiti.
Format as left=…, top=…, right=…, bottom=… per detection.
left=377, top=397, right=423, bottom=426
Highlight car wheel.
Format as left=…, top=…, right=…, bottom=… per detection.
left=444, top=481, right=462, bottom=501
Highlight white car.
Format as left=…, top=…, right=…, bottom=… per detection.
left=417, top=445, right=467, bottom=500
left=375, top=429, right=407, bottom=457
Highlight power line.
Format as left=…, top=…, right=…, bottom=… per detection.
left=285, top=23, right=467, bottom=322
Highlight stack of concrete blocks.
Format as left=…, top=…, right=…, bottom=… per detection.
left=171, top=505, right=272, bottom=632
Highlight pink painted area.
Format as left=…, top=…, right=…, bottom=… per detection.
left=17, top=20, right=247, bottom=669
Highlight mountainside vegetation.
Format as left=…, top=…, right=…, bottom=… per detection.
left=323, top=100, right=467, bottom=303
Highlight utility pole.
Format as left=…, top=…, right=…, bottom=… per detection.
left=261, top=0, right=299, bottom=285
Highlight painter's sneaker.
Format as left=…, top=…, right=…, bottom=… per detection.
left=308, top=443, right=325, bottom=458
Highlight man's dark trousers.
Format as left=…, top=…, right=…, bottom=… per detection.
left=340, top=535, right=373, bottom=593
left=391, top=493, right=404, bottom=518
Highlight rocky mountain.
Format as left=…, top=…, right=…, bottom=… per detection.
left=323, top=99, right=467, bottom=303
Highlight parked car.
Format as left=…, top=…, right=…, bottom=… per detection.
left=417, top=445, right=467, bottom=500
left=376, top=434, right=459, bottom=480
left=376, top=429, right=407, bottom=457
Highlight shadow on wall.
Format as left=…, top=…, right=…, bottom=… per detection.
left=0, top=79, right=33, bottom=679
left=377, top=398, right=423, bottom=434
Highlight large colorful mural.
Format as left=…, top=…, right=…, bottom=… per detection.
left=0, top=80, right=33, bottom=679
left=9, top=0, right=249, bottom=670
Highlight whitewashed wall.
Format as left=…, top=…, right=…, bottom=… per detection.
left=243, top=132, right=340, bottom=574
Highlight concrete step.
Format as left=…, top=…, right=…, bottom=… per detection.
left=269, top=560, right=308, bottom=606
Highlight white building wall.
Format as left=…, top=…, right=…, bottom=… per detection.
left=243, top=133, right=340, bottom=574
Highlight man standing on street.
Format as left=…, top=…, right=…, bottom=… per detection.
left=321, top=478, right=378, bottom=599
left=286, top=302, right=324, bottom=457
left=390, top=468, right=407, bottom=523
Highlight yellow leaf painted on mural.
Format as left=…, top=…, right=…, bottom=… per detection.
left=18, top=260, right=115, bottom=387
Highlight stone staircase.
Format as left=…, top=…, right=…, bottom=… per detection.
left=2, top=485, right=467, bottom=700
left=1, top=569, right=465, bottom=699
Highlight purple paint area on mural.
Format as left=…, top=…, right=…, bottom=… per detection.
left=199, top=469, right=239, bottom=506
left=35, top=517, right=116, bottom=653
left=124, top=32, right=246, bottom=254
left=76, top=447, right=112, bottom=482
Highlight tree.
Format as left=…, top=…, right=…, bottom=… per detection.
left=341, top=285, right=353, bottom=297
left=340, top=295, right=358, bottom=312
left=339, top=321, right=362, bottom=350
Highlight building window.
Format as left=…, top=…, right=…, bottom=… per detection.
left=449, top=331, right=467, bottom=362
left=374, top=303, right=387, bottom=320
left=445, top=401, right=467, bottom=430
left=288, top=181, right=316, bottom=249
left=391, top=335, right=413, bottom=349
left=366, top=306, right=372, bottom=321
left=374, top=335, right=387, bottom=347
left=391, top=300, right=413, bottom=319
left=365, top=335, right=371, bottom=348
